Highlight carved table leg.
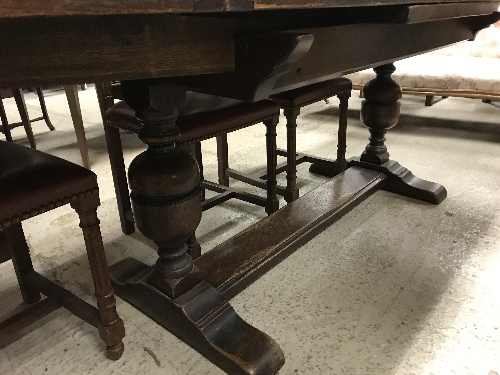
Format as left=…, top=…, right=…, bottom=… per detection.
left=349, top=64, right=447, bottom=204
left=109, top=82, right=284, bottom=375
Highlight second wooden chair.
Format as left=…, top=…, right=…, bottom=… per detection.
left=96, top=83, right=281, bottom=238
left=270, top=78, right=352, bottom=202
left=0, top=88, right=54, bottom=149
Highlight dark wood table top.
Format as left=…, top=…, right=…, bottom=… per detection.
left=0, top=0, right=498, bottom=92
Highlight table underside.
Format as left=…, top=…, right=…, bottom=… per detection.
left=0, top=3, right=498, bottom=94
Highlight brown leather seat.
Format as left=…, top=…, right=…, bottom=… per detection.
left=0, top=141, right=95, bottom=224
left=97, top=83, right=281, bottom=243
left=0, top=140, right=125, bottom=360
left=269, top=78, right=352, bottom=203
left=106, top=96, right=280, bottom=144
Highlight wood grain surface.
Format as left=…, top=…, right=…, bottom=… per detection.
left=0, top=15, right=235, bottom=88
left=0, top=0, right=498, bottom=17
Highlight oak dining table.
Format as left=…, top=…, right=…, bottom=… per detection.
left=1, top=1, right=499, bottom=374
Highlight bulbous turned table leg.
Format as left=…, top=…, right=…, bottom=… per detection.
left=349, top=63, right=447, bottom=204
left=109, top=82, right=284, bottom=375
left=127, top=105, right=203, bottom=299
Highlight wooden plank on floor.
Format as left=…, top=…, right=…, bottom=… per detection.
left=195, top=166, right=386, bottom=299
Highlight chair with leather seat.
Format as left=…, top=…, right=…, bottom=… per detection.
left=96, top=82, right=281, bottom=242
left=0, top=88, right=55, bottom=148
left=0, top=140, right=125, bottom=359
left=269, top=78, right=352, bottom=203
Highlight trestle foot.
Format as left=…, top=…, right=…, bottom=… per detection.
left=111, top=258, right=284, bottom=375
left=349, top=158, right=446, bottom=204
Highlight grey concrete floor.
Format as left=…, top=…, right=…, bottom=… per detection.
left=0, top=86, right=499, bottom=375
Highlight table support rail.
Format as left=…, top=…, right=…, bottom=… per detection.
left=111, top=166, right=385, bottom=374
left=196, top=166, right=385, bottom=299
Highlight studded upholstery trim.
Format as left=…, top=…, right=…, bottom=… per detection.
left=0, top=187, right=99, bottom=230
left=107, top=120, right=139, bottom=134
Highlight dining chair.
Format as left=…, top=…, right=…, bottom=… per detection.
left=96, top=82, right=281, bottom=246
left=0, top=88, right=55, bottom=149
left=0, top=140, right=125, bottom=359
left=270, top=78, right=352, bottom=202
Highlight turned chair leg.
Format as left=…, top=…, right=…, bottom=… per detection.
left=12, top=89, right=36, bottom=149
left=71, top=194, right=125, bottom=360
left=283, top=107, right=300, bottom=203
left=216, top=134, right=230, bottom=187
left=36, top=88, right=55, bottom=131
left=264, top=116, right=279, bottom=215
left=3, top=224, right=41, bottom=304
left=335, top=90, right=351, bottom=172
left=103, top=125, right=135, bottom=235
left=0, top=100, right=12, bottom=142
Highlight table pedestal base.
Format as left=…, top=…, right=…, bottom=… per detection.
left=349, top=158, right=447, bottom=204
left=111, top=259, right=284, bottom=375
